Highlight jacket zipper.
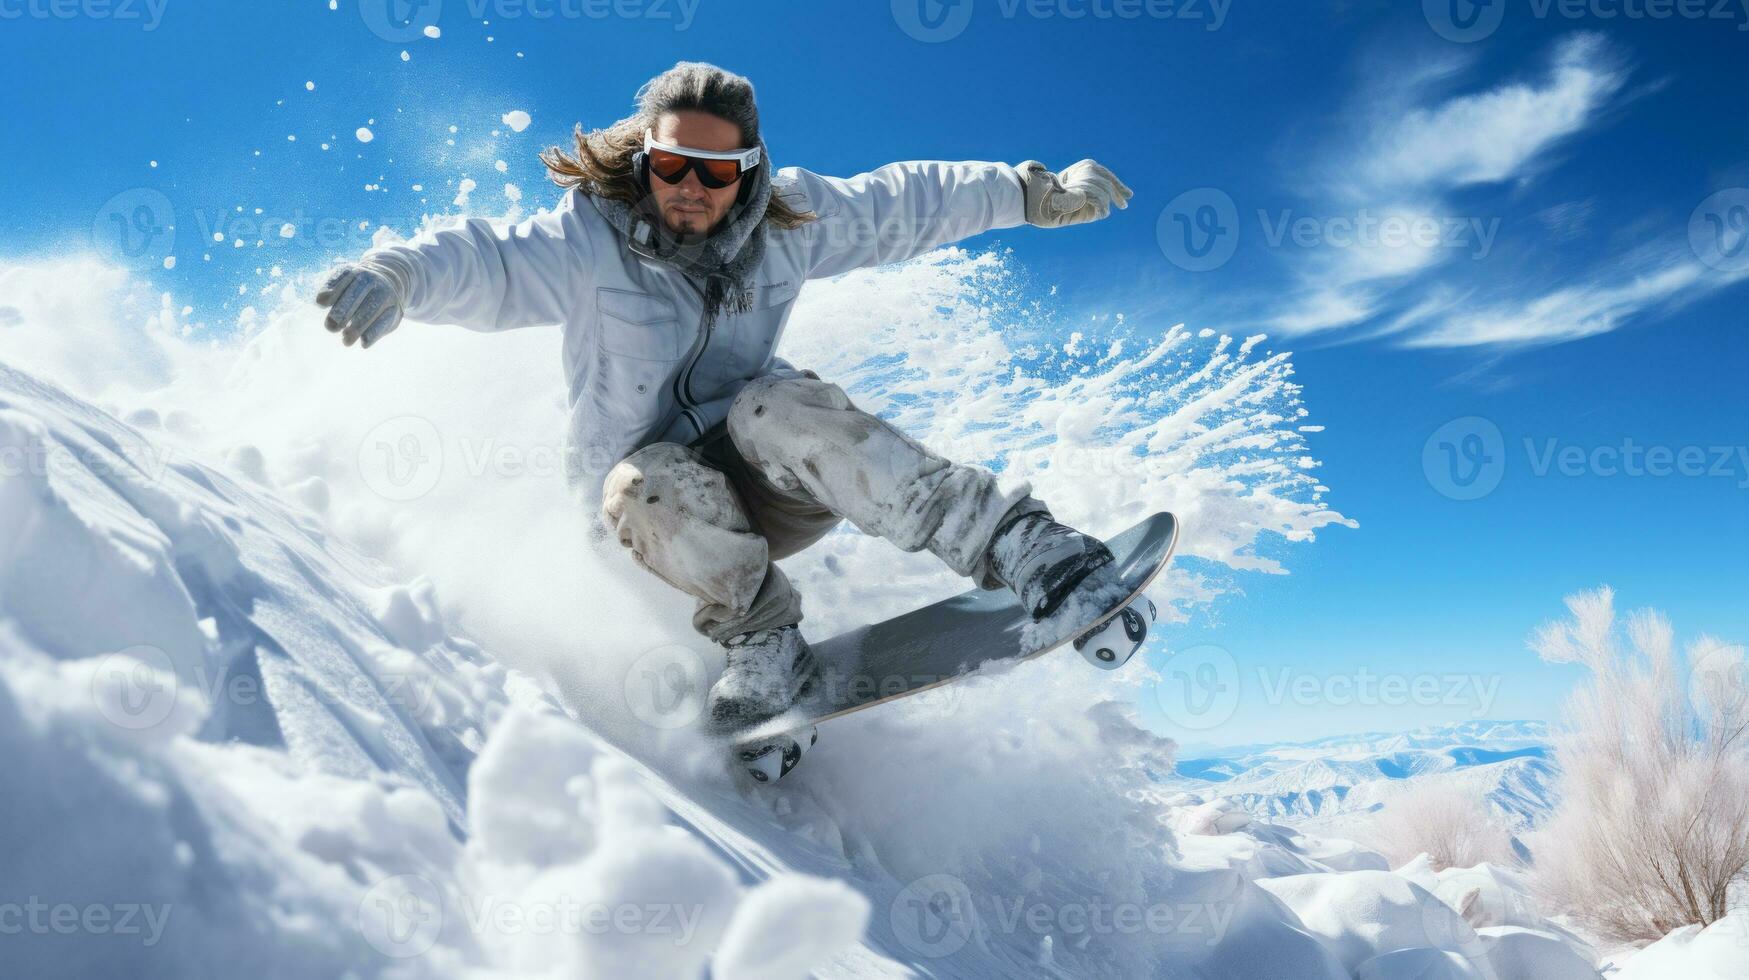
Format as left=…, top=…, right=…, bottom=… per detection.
left=671, top=274, right=711, bottom=438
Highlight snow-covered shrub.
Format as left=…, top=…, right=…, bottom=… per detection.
left=1367, top=781, right=1518, bottom=872
left=1527, top=587, right=1749, bottom=943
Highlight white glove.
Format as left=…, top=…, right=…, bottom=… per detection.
left=315, top=264, right=405, bottom=348
left=1016, top=159, right=1133, bottom=228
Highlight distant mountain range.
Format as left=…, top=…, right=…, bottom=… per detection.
left=1167, top=721, right=1558, bottom=830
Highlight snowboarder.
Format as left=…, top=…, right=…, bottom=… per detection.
left=315, top=61, right=1145, bottom=738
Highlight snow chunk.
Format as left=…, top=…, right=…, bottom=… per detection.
left=502, top=109, right=531, bottom=132
left=1615, top=913, right=1749, bottom=979
left=1472, top=926, right=1601, bottom=980
left=715, top=876, right=870, bottom=980
left=1358, top=947, right=1480, bottom=979
left=1177, top=798, right=1253, bottom=836
left=1258, top=870, right=1476, bottom=972
left=467, top=707, right=601, bottom=867
left=226, top=444, right=269, bottom=483
left=355, top=127, right=374, bottom=143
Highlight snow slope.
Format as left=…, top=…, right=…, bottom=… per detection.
left=0, top=363, right=1595, bottom=977
left=2, top=249, right=1735, bottom=977
left=0, top=356, right=878, bottom=978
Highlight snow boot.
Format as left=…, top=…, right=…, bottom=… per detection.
left=706, top=624, right=820, bottom=734
left=987, top=510, right=1119, bottom=620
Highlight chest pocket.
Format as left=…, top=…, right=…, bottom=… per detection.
left=596, top=287, right=686, bottom=361
left=730, top=280, right=801, bottom=369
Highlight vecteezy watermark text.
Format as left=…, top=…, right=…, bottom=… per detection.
left=1153, top=644, right=1505, bottom=730
left=0, top=0, right=168, bottom=30
left=90, top=644, right=441, bottom=733
left=889, top=874, right=1237, bottom=959
left=357, top=874, right=711, bottom=959
left=1156, top=189, right=1501, bottom=272
left=1423, top=417, right=1749, bottom=501
left=891, top=0, right=1230, bottom=43
left=0, top=899, right=172, bottom=946
left=358, top=0, right=699, bottom=42
left=1424, top=0, right=1749, bottom=43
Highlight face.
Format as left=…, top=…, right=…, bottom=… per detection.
left=647, top=110, right=747, bottom=235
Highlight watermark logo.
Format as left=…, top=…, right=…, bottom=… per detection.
left=1154, top=643, right=1240, bottom=731
left=892, top=0, right=975, bottom=41
left=91, top=189, right=176, bottom=269
left=1423, top=0, right=1506, bottom=42
left=1690, top=188, right=1749, bottom=274
left=623, top=644, right=709, bottom=731
left=1157, top=188, right=1239, bottom=272
left=358, top=416, right=444, bottom=502
left=359, top=0, right=443, bottom=42
left=90, top=645, right=182, bottom=731
left=358, top=874, right=444, bottom=958
left=1419, top=868, right=1495, bottom=957
left=1689, top=643, right=1747, bottom=719
left=890, top=874, right=977, bottom=958
left=1423, top=416, right=1506, bottom=501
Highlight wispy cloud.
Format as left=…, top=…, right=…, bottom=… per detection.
left=1265, top=34, right=1669, bottom=349
left=1363, top=34, right=1626, bottom=190
left=1398, top=247, right=1746, bottom=348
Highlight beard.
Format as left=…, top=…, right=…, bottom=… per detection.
left=659, top=195, right=725, bottom=236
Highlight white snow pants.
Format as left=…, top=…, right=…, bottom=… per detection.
left=600, top=374, right=1047, bottom=643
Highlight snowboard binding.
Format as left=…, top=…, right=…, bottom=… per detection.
left=1074, top=597, right=1156, bottom=670
left=737, top=726, right=818, bottom=783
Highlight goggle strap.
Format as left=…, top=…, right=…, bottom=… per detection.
left=643, top=130, right=761, bottom=169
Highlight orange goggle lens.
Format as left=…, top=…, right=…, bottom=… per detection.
left=647, top=149, right=744, bottom=188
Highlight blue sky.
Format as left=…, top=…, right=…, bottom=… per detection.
left=3, top=0, right=1746, bottom=744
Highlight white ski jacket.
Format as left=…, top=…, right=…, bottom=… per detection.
left=361, top=161, right=1027, bottom=506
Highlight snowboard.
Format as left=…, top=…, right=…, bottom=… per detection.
left=731, top=511, right=1179, bottom=780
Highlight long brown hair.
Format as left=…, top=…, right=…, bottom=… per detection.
left=541, top=61, right=815, bottom=231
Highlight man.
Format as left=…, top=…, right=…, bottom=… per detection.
left=315, top=61, right=1143, bottom=742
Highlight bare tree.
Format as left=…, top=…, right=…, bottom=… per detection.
left=1527, top=587, right=1749, bottom=943
left=1368, top=781, right=1518, bottom=872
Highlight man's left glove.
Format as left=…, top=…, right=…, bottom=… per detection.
left=316, top=263, right=406, bottom=349
left=1016, top=160, right=1133, bottom=229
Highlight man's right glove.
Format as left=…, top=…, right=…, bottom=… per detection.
left=1015, top=159, right=1133, bottom=229
left=316, top=264, right=405, bottom=349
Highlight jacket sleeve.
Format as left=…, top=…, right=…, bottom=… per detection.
left=778, top=161, right=1027, bottom=280
left=359, top=194, right=591, bottom=332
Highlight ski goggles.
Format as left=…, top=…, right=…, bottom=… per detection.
left=643, top=130, right=762, bottom=189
